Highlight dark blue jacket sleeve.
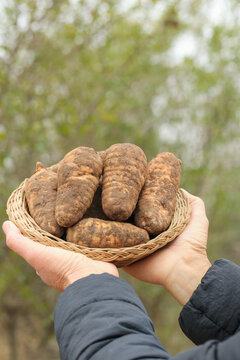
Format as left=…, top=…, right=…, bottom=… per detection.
left=54, top=274, right=166, bottom=360
left=54, top=259, right=240, bottom=360
left=179, top=259, right=240, bottom=344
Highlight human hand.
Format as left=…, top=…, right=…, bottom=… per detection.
left=124, top=190, right=211, bottom=305
left=3, top=221, right=119, bottom=291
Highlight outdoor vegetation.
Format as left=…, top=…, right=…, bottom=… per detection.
left=0, top=0, right=240, bottom=359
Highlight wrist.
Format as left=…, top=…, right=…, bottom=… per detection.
left=164, top=251, right=211, bottom=306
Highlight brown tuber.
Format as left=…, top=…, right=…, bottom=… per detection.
left=102, top=143, right=147, bottom=221
left=134, top=152, right=181, bottom=236
left=25, top=162, right=64, bottom=237
left=66, top=218, right=150, bottom=248
left=55, top=147, right=103, bottom=227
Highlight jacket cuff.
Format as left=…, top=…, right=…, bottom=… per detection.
left=179, top=259, right=240, bottom=345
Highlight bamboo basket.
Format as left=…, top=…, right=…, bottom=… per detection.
left=7, top=179, right=191, bottom=267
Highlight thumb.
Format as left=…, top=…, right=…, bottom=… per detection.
left=3, top=220, right=22, bottom=235
left=3, top=220, right=47, bottom=267
left=181, top=190, right=209, bottom=226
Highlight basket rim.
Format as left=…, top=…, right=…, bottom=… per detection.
left=6, top=178, right=191, bottom=266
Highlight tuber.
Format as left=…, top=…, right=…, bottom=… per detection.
left=66, top=218, right=150, bottom=248
left=55, top=147, right=103, bottom=227
left=134, top=152, right=181, bottom=235
left=102, top=143, right=147, bottom=221
left=25, top=162, right=64, bottom=237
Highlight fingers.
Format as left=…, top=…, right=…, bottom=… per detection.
left=2, top=221, right=119, bottom=291
left=3, top=220, right=47, bottom=268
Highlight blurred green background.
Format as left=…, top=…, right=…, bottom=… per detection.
left=0, top=0, right=240, bottom=359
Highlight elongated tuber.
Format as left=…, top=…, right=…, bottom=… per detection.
left=66, top=218, right=150, bottom=248
left=102, top=143, right=147, bottom=221
left=56, top=147, right=103, bottom=227
left=25, top=162, right=64, bottom=237
left=134, top=152, right=181, bottom=235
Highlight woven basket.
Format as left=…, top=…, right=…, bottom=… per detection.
left=6, top=179, right=191, bottom=267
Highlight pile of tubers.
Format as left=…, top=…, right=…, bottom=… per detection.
left=25, top=143, right=181, bottom=248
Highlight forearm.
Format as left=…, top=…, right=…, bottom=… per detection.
left=54, top=274, right=167, bottom=360
left=54, top=262, right=240, bottom=360
left=179, top=259, right=240, bottom=345
left=172, top=333, right=240, bottom=360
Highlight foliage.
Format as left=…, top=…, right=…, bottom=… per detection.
left=0, top=0, right=240, bottom=358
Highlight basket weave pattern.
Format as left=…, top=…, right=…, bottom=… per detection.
left=7, top=179, right=191, bottom=267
